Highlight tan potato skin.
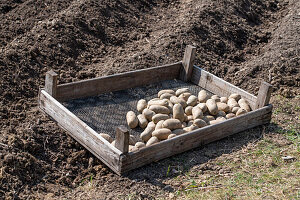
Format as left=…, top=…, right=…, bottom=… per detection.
left=220, top=97, right=228, bottom=103
left=193, top=119, right=207, bottom=128
left=140, top=122, right=156, bottom=142
left=206, top=99, right=218, bottom=115
left=172, top=128, right=186, bottom=135
left=170, top=96, right=187, bottom=108
left=160, top=93, right=174, bottom=100
left=211, top=95, right=220, bottom=102
left=198, top=103, right=208, bottom=113
left=198, top=90, right=209, bottom=103
left=203, top=115, right=215, bottom=123
left=137, top=114, right=148, bottom=129
left=179, top=93, right=192, bottom=101
left=146, top=136, right=159, bottom=146
left=162, top=119, right=182, bottom=130
left=227, top=98, right=239, bottom=108
left=216, top=116, right=226, bottom=122
left=173, top=103, right=185, bottom=122
left=142, top=108, right=155, bottom=121
left=236, top=108, right=247, bottom=116
left=226, top=113, right=236, bottom=119
left=176, top=88, right=190, bottom=96
left=168, top=133, right=177, bottom=139
left=192, top=106, right=203, bottom=119
left=99, top=133, right=113, bottom=143
left=231, top=106, right=240, bottom=114
left=238, top=99, right=251, bottom=112
left=229, top=93, right=241, bottom=101
left=158, top=89, right=175, bottom=98
left=155, top=120, right=165, bottom=130
left=187, top=95, right=198, bottom=106
left=152, top=128, right=172, bottom=140
left=217, top=110, right=226, bottom=117
left=152, top=114, right=169, bottom=124
left=187, top=115, right=193, bottom=121
left=216, top=102, right=230, bottom=112
left=126, top=111, right=139, bottom=128
left=148, top=99, right=168, bottom=107
left=137, top=99, right=147, bottom=113
left=149, top=105, right=170, bottom=114
left=185, top=106, right=193, bottom=115
left=135, top=142, right=146, bottom=149
left=129, top=145, right=137, bottom=152
left=209, top=120, right=219, bottom=125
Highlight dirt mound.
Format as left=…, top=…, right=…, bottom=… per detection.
left=0, top=0, right=298, bottom=198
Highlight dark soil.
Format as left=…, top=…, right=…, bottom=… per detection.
left=0, top=0, right=299, bottom=199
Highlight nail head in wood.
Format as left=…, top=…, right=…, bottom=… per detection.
left=255, top=81, right=272, bottom=109
left=45, top=70, right=58, bottom=98
left=180, top=45, right=196, bottom=82
left=115, top=125, right=129, bottom=153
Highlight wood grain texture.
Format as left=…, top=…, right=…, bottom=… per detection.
left=45, top=70, right=58, bottom=98
left=255, top=81, right=273, bottom=109
left=39, top=90, right=122, bottom=174
left=191, top=66, right=257, bottom=109
left=179, top=45, right=196, bottom=82
left=115, top=126, right=129, bottom=153
left=56, top=62, right=182, bottom=101
left=120, top=105, right=272, bottom=173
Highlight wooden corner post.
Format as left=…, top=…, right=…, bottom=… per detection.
left=115, top=126, right=129, bottom=153
left=255, top=81, right=272, bottom=109
left=180, top=45, right=196, bottom=82
left=45, top=70, right=58, bottom=98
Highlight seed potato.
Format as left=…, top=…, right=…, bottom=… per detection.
left=155, top=120, right=165, bottom=130
left=173, top=103, right=185, bottom=122
left=168, top=134, right=177, bottom=139
left=229, top=93, right=241, bottom=101
left=226, top=113, right=236, bottom=119
left=206, top=99, right=218, bottom=115
left=135, top=142, right=146, bottom=149
left=146, top=136, right=159, bottom=146
left=137, top=99, right=147, bottom=113
left=149, top=105, right=170, bottom=114
left=140, top=121, right=155, bottom=142
left=126, top=111, right=138, bottom=129
left=198, top=90, right=209, bottom=102
left=176, top=88, right=190, bottom=96
left=152, top=128, right=172, bottom=140
left=152, top=114, right=169, bottom=123
left=137, top=114, right=148, bottom=129
left=193, top=119, right=207, bottom=128
left=192, top=106, right=203, bottom=119
left=162, top=119, right=182, bottom=130
left=142, top=108, right=155, bottom=121
left=220, top=97, right=228, bottom=103
left=158, top=89, right=175, bottom=98
left=238, top=98, right=251, bottom=112
left=187, top=95, right=198, bottom=106
left=160, top=93, right=174, bottom=100
left=216, top=102, right=230, bottom=112
left=198, top=103, right=208, bottom=113
left=99, top=133, right=113, bottom=143
left=236, top=108, right=247, bottom=116
left=227, top=98, right=239, bottom=108
left=170, top=96, right=187, bottom=108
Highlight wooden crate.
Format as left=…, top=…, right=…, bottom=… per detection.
left=38, top=45, right=273, bottom=175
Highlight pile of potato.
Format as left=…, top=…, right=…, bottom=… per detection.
left=102, top=88, right=251, bottom=152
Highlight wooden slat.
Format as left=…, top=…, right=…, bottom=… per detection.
left=45, top=70, right=58, bottom=98
left=56, top=62, right=182, bottom=101
left=120, top=105, right=272, bottom=173
left=255, top=81, right=273, bottom=109
left=179, top=45, right=196, bottom=82
left=191, top=66, right=257, bottom=109
left=115, top=126, right=129, bottom=153
left=39, top=90, right=122, bottom=174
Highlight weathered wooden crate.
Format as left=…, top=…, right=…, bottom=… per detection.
left=38, top=45, right=273, bottom=175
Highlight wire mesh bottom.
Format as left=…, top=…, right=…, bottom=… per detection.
left=63, top=79, right=208, bottom=139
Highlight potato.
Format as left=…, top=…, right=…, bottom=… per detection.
left=129, top=145, right=137, bottom=152
left=135, top=142, right=146, bottom=149
left=216, top=116, right=226, bottom=122
left=192, top=106, right=203, bottom=119
left=193, top=119, right=207, bottom=128
left=149, top=105, right=170, bottom=114
left=158, top=89, right=175, bottom=98
left=236, top=108, right=247, bottom=116
left=162, top=119, right=182, bottom=130
left=155, top=120, right=164, bottom=130
left=173, top=103, right=185, bottom=122
left=129, top=135, right=137, bottom=145
left=176, top=88, right=190, bottom=96
left=211, top=95, right=220, bottom=102
left=168, top=134, right=177, bottom=139
left=152, top=128, right=171, bottom=140
left=217, top=110, right=226, bottom=117
left=220, top=97, right=228, bottom=103
left=216, top=102, right=230, bottom=113
left=148, top=99, right=168, bottom=107
left=208, top=120, right=219, bottom=125
left=227, top=98, right=239, bottom=108
left=187, top=115, right=193, bottom=121
left=166, top=100, right=174, bottom=114
left=179, top=93, right=192, bottom=101
left=206, top=99, right=218, bottom=115
left=142, top=108, right=155, bottom=121
left=185, top=106, right=193, bottom=115
left=231, top=106, right=240, bottom=114
left=198, top=103, right=208, bottom=113
left=140, top=122, right=155, bottom=142
left=137, top=99, right=147, bottom=113
left=229, top=93, right=241, bottom=101
left=126, top=111, right=138, bottom=129
left=146, top=136, right=159, bottom=146
left=187, top=120, right=193, bottom=127
left=160, top=93, right=174, bottom=100
left=184, top=114, right=188, bottom=122
left=172, top=128, right=186, bottom=135
left=100, top=133, right=113, bottom=143
left=188, top=125, right=199, bottom=131
left=182, top=122, right=187, bottom=128
left=226, top=113, right=236, bottom=119
left=238, top=99, right=251, bottom=112
left=203, top=115, right=215, bottom=123
left=111, top=140, right=116, bottom=147
left=137, top=114, right=148, bottom=129
left=152, top=114, right=169, bottom=123
left=198, top=90, right=209, bottom=102
left=186, top=95, right=198, bottom=106
left=170, top=96, right=187, bottom=108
